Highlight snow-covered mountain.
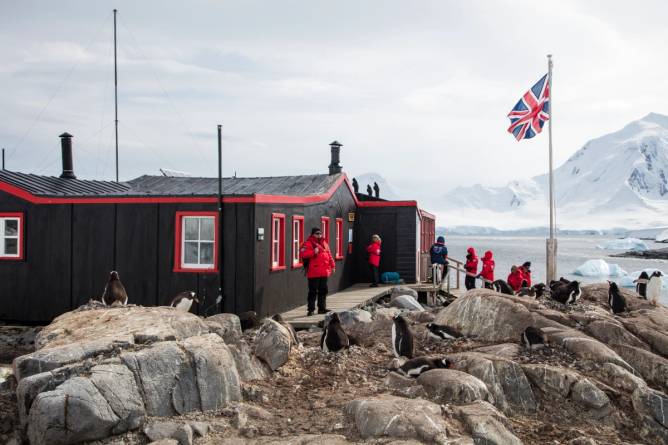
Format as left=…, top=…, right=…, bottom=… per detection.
left=352, top=172, right=402, bottom=200
left=440, top=113, right=668, bottom=230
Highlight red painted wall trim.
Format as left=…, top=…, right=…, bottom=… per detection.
left=173, top=211, right=219, bottom=273
left=291, top=215, right=304, bottom=268
left=0, top=212, right=24, bottom=261
left=270, top=213, right=286, bottom=271
left=419, top=209, right=436, bottom=220
left=335, top=217, right=344, bottom=260
left=320, top=216, right=330, bottom=244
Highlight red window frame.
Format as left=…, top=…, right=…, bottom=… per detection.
left=335, top=218, right=344, bottom=260
left=291, top=215, right=304, bottom=268
left=271, top=213, right=286, bottom=271
left=0, top=212, right=24, bottom=261
left=321, top=216, right=330, bottom=245
left=173, top=211, right=219, bottom=273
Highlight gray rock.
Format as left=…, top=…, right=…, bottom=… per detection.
left=374, top=307, right=402, bottom=320
left=188, top=421, right=209, bottom=437
left=584, top=319, right=649, bottom=351
left=27, top=377, right=119, bottom=445
left=417, top=369, right=492, bottom=405
left=227, top=340, right=271, bottom=381
left=344, top=395, right=449, bottom=443
left=144, top=421, right=193, bottom=445
left=453, top=401, right=522, bottom=445
left=390, top=286, right=419, bottom=299
left=148, top=440, right=179, bottom=445
left=16, top=366, right=72, bottom=427
left=337, top=309, right=373, bottom=326
left=522, top=364, right=581, bottom=397
left=571, top=379, right=610, bottom=410
left=89, top=363, right=145, bottom=433
left=542, top=327, right=634, bottom=371
left=600, top=362, right=646, bottom=393
left=384, top=371, right=418, bottom=389
left=473, top=343, right=520, bottom=359
left=449, top=352, right=536, bottom=414
left=390, top=295, right=424, bottom=312
left=205, top=313, right=243, bottom=344
left=254, top=319, right=292, bottom=371
left=632, top=385, right=668, bottom=428
left=614, top=344, right=668, bottom=393
left=568, top=438, right=598, bottom=445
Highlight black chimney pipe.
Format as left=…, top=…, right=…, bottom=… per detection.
left=328, top=140, right=342, bottom=175
left=59, top=132, right=76, bottom=179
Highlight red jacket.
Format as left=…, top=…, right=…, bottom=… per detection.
left=366, top=241, right=382, bottom=267
left=480, top=251, right=495, bottom=281
left=300, top=236, right=335, bottom=278
left=464, top=247, right=478, bottom=276
left=507, top=270, right=524, bottom=292
left=519, top=267, right=532, bottom=287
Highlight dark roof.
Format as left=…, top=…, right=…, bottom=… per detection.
left=0, top=170, right=343, bottom=198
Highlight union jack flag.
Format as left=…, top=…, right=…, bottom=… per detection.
left=507, top=73, right=550, bottom=141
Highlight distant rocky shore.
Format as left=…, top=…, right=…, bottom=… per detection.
left=611, top=247, right=668, bottom=260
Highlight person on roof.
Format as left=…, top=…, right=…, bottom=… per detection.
left=507, top=265, right=524, bottom=292
left=300, top=227, right=336, bottom=316
left=430, top=236, right=449, bottom=284
left=366, top=234, right=382, bottom=287
left=478, top=250, right=495, bottom=289
left=464, top=247, right=479, bottom=290
left=519, top=261, right=532, bottom=287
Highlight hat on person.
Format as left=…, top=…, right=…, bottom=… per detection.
left=437, top=236, right=445, bottom=243
left=522, top=261, right=531, bottom=268
left=311, top=227, right=321, bottom=235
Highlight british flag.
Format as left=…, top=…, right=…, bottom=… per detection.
left=507, top=73, right=550, bottom=141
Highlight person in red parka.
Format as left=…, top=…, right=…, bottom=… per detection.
left=300, top=227, right=336, bottom=316
left=464, top=247, right=478, bottom=290
left=366, top=234, right=382, bottom=287
left=519, top=261, right=532, bottom=287
left=478, top=250, right=495, bottom=289
left=507, top=265, right=524, bottom=292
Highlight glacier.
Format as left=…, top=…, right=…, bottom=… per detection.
left=597, top=238, right=649, bottom=251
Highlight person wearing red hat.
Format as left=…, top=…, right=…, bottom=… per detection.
left=478, top=250, right=495, bottom=289
left=464, top=247, right=478, bottom=290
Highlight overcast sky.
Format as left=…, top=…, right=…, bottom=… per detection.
left=1, top=0, right=667, bottom=208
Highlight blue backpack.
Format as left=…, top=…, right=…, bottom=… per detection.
left=381, top=271, right=401, bottom=284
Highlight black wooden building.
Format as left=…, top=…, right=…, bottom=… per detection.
left=0, top=135, right=435, bottom=322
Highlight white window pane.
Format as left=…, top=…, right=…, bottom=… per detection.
left=184, top=218, right=198, bottom=240
left=200, top=242, right=214, bottom=265
left=200, top=218, right=214, bottom=241
left=5, top=220, right=17, bottom=237
left=184, top=242, right=198, bottom=264
left=5, top=239, right=17, bottom=255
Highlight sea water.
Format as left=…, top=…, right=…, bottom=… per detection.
left=444, top=235, right=668, bottom=305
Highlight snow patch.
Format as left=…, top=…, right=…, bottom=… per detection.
left=573, top=259, right=627, bottom=277
left=597, top=238, right=649, bottom=251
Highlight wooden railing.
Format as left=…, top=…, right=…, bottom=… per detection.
left=420, top=254, right=467, bottom=292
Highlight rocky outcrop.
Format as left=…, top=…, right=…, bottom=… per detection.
left=417, top=369, right=492, bottom=405
left=389, top=294, right=424, bottom=311
left=452, top=401, right=523, bottom=445
left=344, top=395, right=449, bottom=443
left=205, top=313, right=243, bottom=345
left=253, top=319, right=293, bottom=371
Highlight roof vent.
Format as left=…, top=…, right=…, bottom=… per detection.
left=329, top=140, right=342, bottom=175
left=59, top=132, right=76, bottom=179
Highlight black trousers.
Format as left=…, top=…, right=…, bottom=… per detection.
left=465, top=275, right=476, bottom=290
left=483, top=281, right=493, bottom=290
left=307, top=277, right=328, bottom=312
left=370, top=265, right=379, bottom=285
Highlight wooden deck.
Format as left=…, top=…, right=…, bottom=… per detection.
left=281, top=283, right=393, bottom=329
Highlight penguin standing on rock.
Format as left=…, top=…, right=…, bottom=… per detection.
left=550, top=280, right=581, bottom=305
left=397, top=357, right=451, bottom=377
left=169, top=291, right=199, bottom=312
left=320, top=313, right=349, bottom=352
left=532, top=283, right=547, bottom=298
left=391, top=314, right=414, bottom=358
left=634, top=271, right=649, bottom=299
left=492, top=280, right=514, bottom=295
left=521, top=326, right=545, bottom=350
left=608, top=281, right=626, bottom=314
left=426, top=323, right=462, bottom=340
left=101, top=271, right=128, bottom=306
left=647, top=271, right=664, bottom=306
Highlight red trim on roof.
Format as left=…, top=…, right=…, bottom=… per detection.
left=357, top=200, right=418, bottom=208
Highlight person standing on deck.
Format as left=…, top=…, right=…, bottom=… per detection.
left=464, top=247, right=478, bottom=290
left=478, top=250, right=495, bottom=289
left=300, top=227, right=336, bottom=316
left=366, top=234, right=382, bottom=287
left=430, top=236, right=449, bottom=284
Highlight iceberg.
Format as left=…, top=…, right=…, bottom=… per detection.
left=573, top=259, right=627, bottom=277
left=619, top=268, right=667, bottom=288
left=597, top=238, right=648, bottom=251
left=656, top=229, right=668, bottom=243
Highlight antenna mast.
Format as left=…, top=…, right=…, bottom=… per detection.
left=113, top=9, right=119, bottom=182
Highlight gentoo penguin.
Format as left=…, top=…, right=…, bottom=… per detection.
left=646, top=271, right=663, bottom=306
left=634, top=271, right=650, bottom=299
left=239, top=311, right=259, bottom=331
left=521, top=326, right=544, bottom=350
left=517, top=286, right=536, bottom=298
left=559, top=277, right=571, bottom=284
left=272, top=313, right=300, bottom=346
left=425, top=323, right=462, bottom=340
left=550, top=280, right=581, bottom=305
left=492, top=279, right=515, bottom=295
left=397, top=356, right=451, bottom=377
left=391, top=314, right=414, bottom=358
left=169, top=291, right=199, bottom=312
left=101, top=271, right=128, bottom=306
left=320, top=313, right=349, bottom=352
left=532, top=283, right=547, bottom=298
left=608, top=281, right=626, bottom=314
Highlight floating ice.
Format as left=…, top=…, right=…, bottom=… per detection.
left=597, top=238, right=648, bottom=251
left=656, top=229, right=668, bottom=243
left=619, top=268, right=667, bottom=288
left=573, top=259, right=627, bottom=277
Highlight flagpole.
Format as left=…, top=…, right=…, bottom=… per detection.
left=546, top=54, right=557, bottom=283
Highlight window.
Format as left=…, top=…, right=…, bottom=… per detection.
left=291, top=215, right=304, bottom=268
left=0, top=213, right=23, bottom=260
left=271, top=213, right=286, bottom=271
left=321, top=216, right=330, bottom=244
left=335, top=218, right=344, bottom=260
left=174, top=212, right=218, bottom=272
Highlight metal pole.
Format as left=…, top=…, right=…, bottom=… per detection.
left=546, top=54, right=557, bottom=283
left=113, top=9, right=119, bottom=182
left=217, top=125, right=224, bottom=313
left=1, top=148, right=4, bottom=170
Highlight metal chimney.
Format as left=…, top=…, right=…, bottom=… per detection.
left=328, top=140, right=342, bottom=175
left=59, top=132, right=76, bottom=179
